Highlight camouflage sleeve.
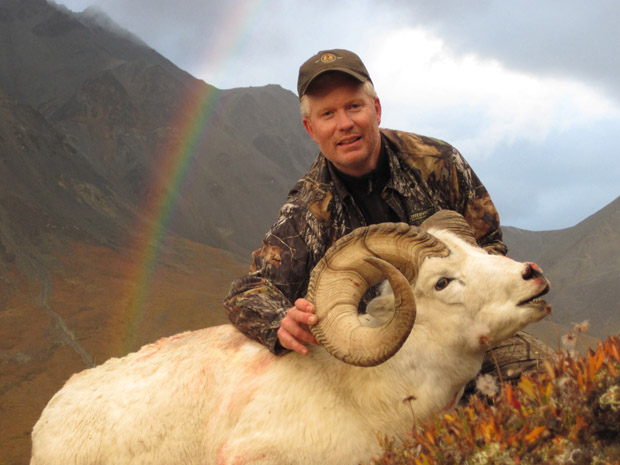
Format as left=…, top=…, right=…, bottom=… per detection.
left=449, top=148, right=508, bottom=256
left=223, top=206, right=311, bottom=354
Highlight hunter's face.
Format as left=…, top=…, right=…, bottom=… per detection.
left=303, top=73, right=382, bottom=177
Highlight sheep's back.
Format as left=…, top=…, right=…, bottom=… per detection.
left=31, top=325, right=276, bottom=464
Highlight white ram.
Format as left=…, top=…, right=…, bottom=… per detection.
left=30, top=211, right=551, bottom=465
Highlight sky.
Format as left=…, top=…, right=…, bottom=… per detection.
left=57, top=0, right=620, bottom=231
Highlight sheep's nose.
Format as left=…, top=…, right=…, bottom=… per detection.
left=522, top=262, right=544, bottom=280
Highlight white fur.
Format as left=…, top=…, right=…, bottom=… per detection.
left=31, top=230, right=548, bottom=465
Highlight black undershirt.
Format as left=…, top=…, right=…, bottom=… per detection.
left=333, top=148, right=400, bottom=225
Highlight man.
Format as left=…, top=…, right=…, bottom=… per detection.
left=225, top=49, right=547, bottom=377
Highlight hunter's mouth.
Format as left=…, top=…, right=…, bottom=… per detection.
left=338, top=136, right=361, bottom=146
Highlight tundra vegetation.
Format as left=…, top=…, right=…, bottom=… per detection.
left=370, top=333, right=620, bottom=465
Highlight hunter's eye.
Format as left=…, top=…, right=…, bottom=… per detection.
left=435, top=278, right=451, bottom=291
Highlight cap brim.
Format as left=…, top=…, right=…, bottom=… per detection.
left=300, top=68, right=369, bottom=97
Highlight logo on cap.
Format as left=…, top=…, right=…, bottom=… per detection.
left=320, top=53, right=338, bottom=63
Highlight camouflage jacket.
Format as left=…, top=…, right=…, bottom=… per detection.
left=224, top=128, right=507, bottom=354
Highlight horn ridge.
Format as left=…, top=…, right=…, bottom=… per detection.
left=307, top=222, right=448, bottom=366
left=421, top=210, right=477, bottom=245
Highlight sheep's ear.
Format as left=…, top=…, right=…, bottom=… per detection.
left=421, top=210, right=477, bottom=246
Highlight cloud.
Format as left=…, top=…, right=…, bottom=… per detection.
left=382, top=0, right=620, bottom=104
left=365, top=27, right=619, bottom=160
left=473, top=119, right=620, bottom=230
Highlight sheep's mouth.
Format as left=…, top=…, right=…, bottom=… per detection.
left=518, top=282, right=551, bottom=310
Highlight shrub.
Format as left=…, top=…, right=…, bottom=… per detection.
left=370, top=334, right=620, bottom=465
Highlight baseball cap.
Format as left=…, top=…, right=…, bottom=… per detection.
left=297, top=49, right=372, bottom=99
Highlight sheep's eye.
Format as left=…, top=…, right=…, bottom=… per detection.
left=435, top=278, right=451, bottom=291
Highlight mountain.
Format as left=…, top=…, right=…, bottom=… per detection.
left=503, top=196, right=620, bottom=341
left=0, top=0, right=317, bottom=262
left=0, top=1, right=316, bottom=463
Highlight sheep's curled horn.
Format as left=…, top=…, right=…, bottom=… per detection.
left=307, top=211, right=473, bottom=367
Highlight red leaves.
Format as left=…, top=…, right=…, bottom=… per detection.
left=370, top=334, right=620, bottom=465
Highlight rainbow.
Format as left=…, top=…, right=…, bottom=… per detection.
left=121, top=0, right=267, bottom=353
